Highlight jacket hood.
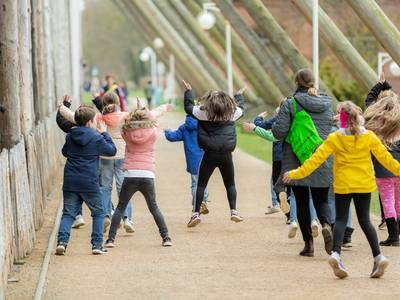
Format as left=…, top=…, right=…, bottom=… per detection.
left=294, top=91, right=332, bottom=114
left=69, top=127, right=98, bottom=146
left=123, top=127, right=155, bottom=144
left=184, top=115, right=198, bottom=131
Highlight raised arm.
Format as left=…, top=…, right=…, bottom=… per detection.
left=254, top=114, right=276, bottom=130
left=365, top=73, right=392, bottom=107
left=150, top=103, right=173, bottom=119
left=59, top=104, right=76, bottom=124
left=183, top=80, right=195, bottom=116
left=56, top=96, right=75, bottom=133
left=164, top=125, right=184, bottom=142
left=92, top=95, right=104, bottom=112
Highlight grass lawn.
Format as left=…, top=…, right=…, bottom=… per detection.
left=236, top=127, right=381, bottom=216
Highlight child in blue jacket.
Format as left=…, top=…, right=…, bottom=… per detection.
left=165, top=115, right=209, bottom=214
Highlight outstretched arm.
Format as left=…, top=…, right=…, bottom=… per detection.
left=164, top=125, right=184, bottom=142
left=183, top=80, right=195, bottom=116
left=56, top=96, right=75, bottom=133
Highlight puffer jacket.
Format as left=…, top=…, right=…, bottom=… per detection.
left=272, top=87, right=333, bottom=187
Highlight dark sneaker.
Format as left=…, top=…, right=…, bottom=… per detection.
left=55, top=243, right=67, bottom=256
left=105, top=239, right=116, bottom=248
left=328, top=253, right=348, bottom=279
left=322, top=224, right=333, bottom=255
left=92, top=245, right=108, bottom=255
left=187, top=213, right=201, bottom=228
left=370, top=255, right=389, bottom=278
left=162, top=237, right=173, bottom=247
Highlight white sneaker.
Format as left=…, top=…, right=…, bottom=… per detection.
left=288, top=221, right=298, bottom=239
left=311, top=219, right=319, bottom=238
left=72, top=215, right=85, bottom=229
left=279, top=192, right=290, bottom=214
left=265, top=205, right=280, bottom=215
left=328, top=252, right=348, bottom=279
left=123, top=219, right=135, bottom=233
left=370, top=254, right=389, bottom=278
left=230, top=210, right=244, bottom=223
left=187, top=213, right=201, bottom=228
left=103, top=216, right=111, bottom=233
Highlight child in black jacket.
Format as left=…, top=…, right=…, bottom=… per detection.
left=182, top=80, right=245, bottom=227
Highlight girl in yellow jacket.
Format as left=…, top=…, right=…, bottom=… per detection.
left=283, top=101, right=400, bottom=280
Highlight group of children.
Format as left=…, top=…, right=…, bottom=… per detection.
left=55, top=68, right=400, bottom=280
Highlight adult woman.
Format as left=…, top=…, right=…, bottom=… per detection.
left=272, top=69, right=333, bottom=257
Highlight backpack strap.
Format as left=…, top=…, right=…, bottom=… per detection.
left=292, top=97, right=297, bottom=114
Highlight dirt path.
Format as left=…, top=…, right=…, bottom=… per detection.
left=8, top=113, right=399, bottom=299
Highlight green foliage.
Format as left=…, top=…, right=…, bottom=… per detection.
left=320, top=56, right=367, bottom=107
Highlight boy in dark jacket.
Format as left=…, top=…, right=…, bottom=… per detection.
left=56, top=105, right=117, bottom=255
left=165, top=115, right=209, bottom=214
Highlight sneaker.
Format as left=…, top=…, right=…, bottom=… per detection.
left=378, top=219, right=386, bottom=230
left=105, top=239, right=116, bottom=248
left=288, top=221, right=298, bottom=239
left=311, top=219, right=319, bottom=238
left=200, top=202, right=209, bottom=215
left=279, top=192, right=290, bottom=214
left=92, top=245, right=108, bottom=255
left=55, top=243, right=67, bottom=256
left=103, top=216, right=111, bottom=233
left=328, top=252, right=348, bottom=279
left=370, top=255, right=389, bottom=278
left=123, top=219, right=135, bottom=233
left=265, top=205, right=280, bottom=215
left=230, top=210, right=244, bottom=223
left=162, top=236, right=173, bottom=247
left=72, top=215, right=85, bottom=229
left=322, top=224, right=333, bottom=255
left=187, top=213, right=201, bottom=228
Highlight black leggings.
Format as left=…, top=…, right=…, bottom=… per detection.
left=292, top=186, right=330, bottom=241
left=333, top=193, right=380, bottom=257
left=194, top=152, right=236, bottom=213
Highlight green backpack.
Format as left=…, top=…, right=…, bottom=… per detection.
left=285, top=97, right=323, bottom=164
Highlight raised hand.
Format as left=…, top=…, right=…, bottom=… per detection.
left=379, top=72, right=385, bottom=84
left=283, top=171, right=292, bottom=184
left=182, top=80, right=192, bottom=91
left=63, top=95, right=71, bottom=104
left=136, top=96, right=143, bottom=109
left=242, top=122, right=256, bottom=132
left=97, top=120, right=107, bottom=133
left=235, top=86, right=247, bottom=95
left=165, top=104, right=174, bottom=112
left=258, top=111, right=268, bottom=118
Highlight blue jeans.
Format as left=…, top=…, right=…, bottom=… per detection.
left=271, top=177, right=278, bottom=207
left=58, top=191, right=104, bottom=247
left=100, top=158, right=132, bottom=220
left=289, top=190, right=318, bottom=222
left=328, top=187, right=352, bottom=227
left=191, top=174, right=208, bottom=207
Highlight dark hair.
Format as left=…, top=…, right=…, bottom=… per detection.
left=295, top=69, right=319, bottom=97
left=102, top=92, right=119, bottom=114
left=200, top=90, right=237, bottom=121
left=74, top=105, right=96, bottom=126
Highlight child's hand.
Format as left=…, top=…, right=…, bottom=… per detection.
left=165, top=104, right=174, bottom=112
left=97, top=120, right=107, bottom=133
left=236, top=86, right=247, bottom=95
left=379, top=72, right=385, bottom=84
left=258, top=111, right=268, bottom=118
left=242, top=122, right=256, bottom=132
left=63, top=95, right=71, bottom=104
left=182, top=80, right=192, bottom=91
left=283, top=171, right=292, bottom=184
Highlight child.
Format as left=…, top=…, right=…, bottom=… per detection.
left=164, top=115, right=209, bottom=214
left=183, top=80, right=245, bottom=227
left=284, top=101, right=400, bottom=279
left=105, top=101, right=173, bottom=248
left=365, top=94, right=400, bottom=246
left=56, top=105, right=117, bottom=255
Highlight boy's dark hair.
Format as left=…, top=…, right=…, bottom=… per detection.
left=74, top=105, right=96, bottom=126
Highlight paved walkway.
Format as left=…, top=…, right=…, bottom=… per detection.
left=9, top=113, right=400, bottom=299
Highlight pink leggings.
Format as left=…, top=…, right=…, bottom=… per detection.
left=376, top=177, right=400, bottom=219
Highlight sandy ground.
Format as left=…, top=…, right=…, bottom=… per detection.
left=6, top=113, right=399, bottom=299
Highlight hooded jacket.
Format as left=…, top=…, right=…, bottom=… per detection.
left=164, top=115, right=204, bottom=175
left=62, top=127, right=116, bottom=192
left=272, top=87, right=333, bottom=187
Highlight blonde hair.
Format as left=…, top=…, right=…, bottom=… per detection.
left=295, top=68, right=319, bottom=97
left=339, top=101, right=363, bottom=140
left=102, top=92, right=120, bottom=114
left=122, top=109, right=156, bottom=131
left=377, top=89, right=397, bottom=101
left=365, top=95, right=400, bottom=143
left=200, top=90, right=237, bottom=121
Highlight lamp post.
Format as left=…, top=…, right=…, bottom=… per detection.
left=140, top=47, right=157, bottom=88
left=197, top=2, right=233, bottom=97
left=313, top=0, right=319, bottom=89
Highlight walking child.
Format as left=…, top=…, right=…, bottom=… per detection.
left=56, top=105, right=117, bottom=255
left=164, top=115, right=209, bottom=214
left=284, top=101, right=400, bottom=279
left=183, top=80, right=245, bottom=227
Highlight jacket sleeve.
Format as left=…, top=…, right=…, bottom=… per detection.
left=254, top=116, right=276, bottom=130
left=59, top=105, right=76, bottom=124
left=184, top=90, right=195, bottom=116
left=365, top=81, right=392, bottom=107
left=289, top=134, right=336, bottom=180
left=164, top=125, right=184, bottom=142
left=370, top=131, right=400, bottom=176
left=254, top=127, right=277, bottom=142
left=234, top=94, right=244, bottom=110
left=56, top=110, right=75, bottom=133
left=98, top=132, right=117, bottom=157
left=271, top=100, right=291, bottom=140
left=92, top=96, right=104, bottom=112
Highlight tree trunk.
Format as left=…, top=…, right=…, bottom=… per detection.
left=346, top=0, right=400, bottom=66
left=238, top=0, right=337, bottom=104
left=0, top=0, right=21, bottom=149
left=183, top=0, right=283, bottom=107
left=214, top=0, right=295, bottom=96
left=292, top=0, right=377, bottom=90
left=18, top=0, right=35, bottom=136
